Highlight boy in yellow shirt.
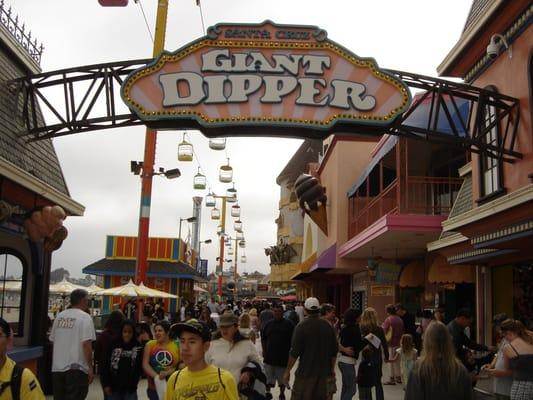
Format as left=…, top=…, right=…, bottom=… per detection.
left=166, top=319, right=238, bottom=400
left=0, top=318, right=44, bottom=400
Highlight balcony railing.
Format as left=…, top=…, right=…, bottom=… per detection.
left=348, top=176, right=463, bottom=237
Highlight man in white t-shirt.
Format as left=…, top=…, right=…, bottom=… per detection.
left=50, top=288, right=96, bottom=400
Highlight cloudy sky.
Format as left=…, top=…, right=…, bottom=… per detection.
left=15, top=0, right=472, bottom=277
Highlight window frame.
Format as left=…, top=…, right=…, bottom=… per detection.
left=477, top=86, right=505, bottom=203
left=0, top=248, right=27, bottom=337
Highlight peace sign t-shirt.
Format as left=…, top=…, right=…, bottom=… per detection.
left=146, top=339, right=180, bottom=390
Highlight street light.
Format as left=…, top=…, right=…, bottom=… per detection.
left=178, top=216, right=196, bottom=239
left=197, top=239, right=212, bottom=273
left=130, top=161, right=181, bottom=179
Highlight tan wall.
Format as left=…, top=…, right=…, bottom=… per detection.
left=270, top=263, right=300, bottom=283
left=319, top=138, right=378, bottom=271
left=471, top=24, right=533, bottom=200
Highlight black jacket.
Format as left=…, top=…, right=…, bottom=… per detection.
left=339, top=323, right=364, bottom=360
left=101, top=339, right=143, bottom=394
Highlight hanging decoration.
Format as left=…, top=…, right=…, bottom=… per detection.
left=177, top=132, right=193, bottom=161
left=241, top=254, right=247, bottom=263
left=234, top=220, right=243, bottom=232
left=226, top=183, right=237, bottom=203
left=231, top=203, right=241, bottom=218
left=239, top=239, right=246, bottom=248
left=211, top=207, right=220, bottom=220
left=219, top=158, right=233, bottom=183
left=209, top=137, right=226, bottom=150
left=236, top=231, right=244, bottom=240
left=193, top=167, right=207, bottom=190
left=216, top=225, right=223, bottom=235
left=205, top=191, right=216, bottom=207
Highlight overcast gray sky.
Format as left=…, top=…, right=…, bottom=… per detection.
left=15, top=0, right=472, bottom=277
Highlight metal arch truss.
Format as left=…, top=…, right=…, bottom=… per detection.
left=386, top=69, right=521, bottom=162
left=8, top=61, right=521, bottom=161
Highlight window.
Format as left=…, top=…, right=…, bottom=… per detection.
left=479, top=90, right=503, bottom=198
left=0, top=252, right=25, bottom=336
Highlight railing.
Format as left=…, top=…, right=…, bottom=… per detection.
left=0, top=1, right=43, bottom=65
left=349, top=179, right=399, bottom=236
left=348, top=176, right=463, bottom=237
left=406, top=176, right=463, bottom=215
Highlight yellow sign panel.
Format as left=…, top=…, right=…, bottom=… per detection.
left=370, top=284, right=394, bottom=297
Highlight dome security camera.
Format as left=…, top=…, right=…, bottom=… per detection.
left=487, top=34, right=510, bottom=59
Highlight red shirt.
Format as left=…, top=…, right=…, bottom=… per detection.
left=382, top=315, right=404, bottom=347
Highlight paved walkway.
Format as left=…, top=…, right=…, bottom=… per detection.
left=45, top=369, right=405, bottom=400
left=45, top=338, right=405, bottom=399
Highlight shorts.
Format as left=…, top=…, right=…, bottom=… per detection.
left=264, top=364, right=285, bottom=386
left=292, top=375, right=328, bottom=400
left=326, top=375, right=337, bottom=395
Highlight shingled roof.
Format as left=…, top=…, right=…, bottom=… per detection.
left=0, top=13, right=70, bottom=197
left=462, top=0, right=493, bottom=34
left=82, top=258, right=207, bottom=281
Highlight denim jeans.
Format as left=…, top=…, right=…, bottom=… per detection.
left=358, top=384, right=384, bottom=400
left=147, top=388, right=159, bottom=400
left=338, top=361, right=357, bottom=400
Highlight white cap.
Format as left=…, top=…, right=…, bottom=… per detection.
left=304, top=297, right=320, bottom=311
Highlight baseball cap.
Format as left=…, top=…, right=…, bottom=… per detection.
left=171, top=319, right=211, bottom=342
left=219, top=312, right=239, bottom=327
left=304, top=297, right=320, bottom=311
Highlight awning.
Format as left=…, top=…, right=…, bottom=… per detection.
left=347, top=91, right=470, bottom=198
left=309, top=243, right=336, bottom=273
left=399, top=260, right=425, bottom=288
left=193, top=285, right=208, bottom=293
left=82, top=258, right=207, bottom=281
left=290, top=252, right=317, bottom=280
left=403, top=92, right=470, bottom=138
left=428, top=256, right=475, bottom=284
left=347, top=135, right=398, bottom=197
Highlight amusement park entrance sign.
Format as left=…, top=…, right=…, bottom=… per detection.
left=122, top=21, right=411, bottom=138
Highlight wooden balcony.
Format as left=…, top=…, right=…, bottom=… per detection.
left=348, top=176, right=463, bottom=238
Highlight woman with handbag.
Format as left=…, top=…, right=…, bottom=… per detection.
left=382, top=304, right=404, bottom=385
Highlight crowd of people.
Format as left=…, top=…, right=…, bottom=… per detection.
left=4, top=288, right=530, bottom=399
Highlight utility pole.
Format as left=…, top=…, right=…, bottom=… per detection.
left=134, top=1, right=168, bottom=299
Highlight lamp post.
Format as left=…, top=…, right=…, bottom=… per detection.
left=225, top=236, right=243, bottom=300
left=178, top=216, right=197, bottom=240
left=208, top=194, right=237, bottom=298
left=197, top=239, right=212, bottom=275
left=134, top=0, right=169, bottom=291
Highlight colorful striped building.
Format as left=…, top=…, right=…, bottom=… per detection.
left=83, top=235, right=205, bottom=314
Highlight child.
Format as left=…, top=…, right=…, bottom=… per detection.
left=358, top=345, right=379, bottom=400
left=101, top=320, right=144, bottom=399
left=390, top=333, right=417, bottom=389
left=239, top=313, right=257, bottom=344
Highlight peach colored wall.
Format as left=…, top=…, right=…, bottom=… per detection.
left=470, top=25, right=533, bottom=201
left=319, top=138, right=378, bottom=271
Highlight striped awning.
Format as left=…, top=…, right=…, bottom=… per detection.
left=428, top=256, right=475, bottom=284
left=399, top=260, right=425, bottom=288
